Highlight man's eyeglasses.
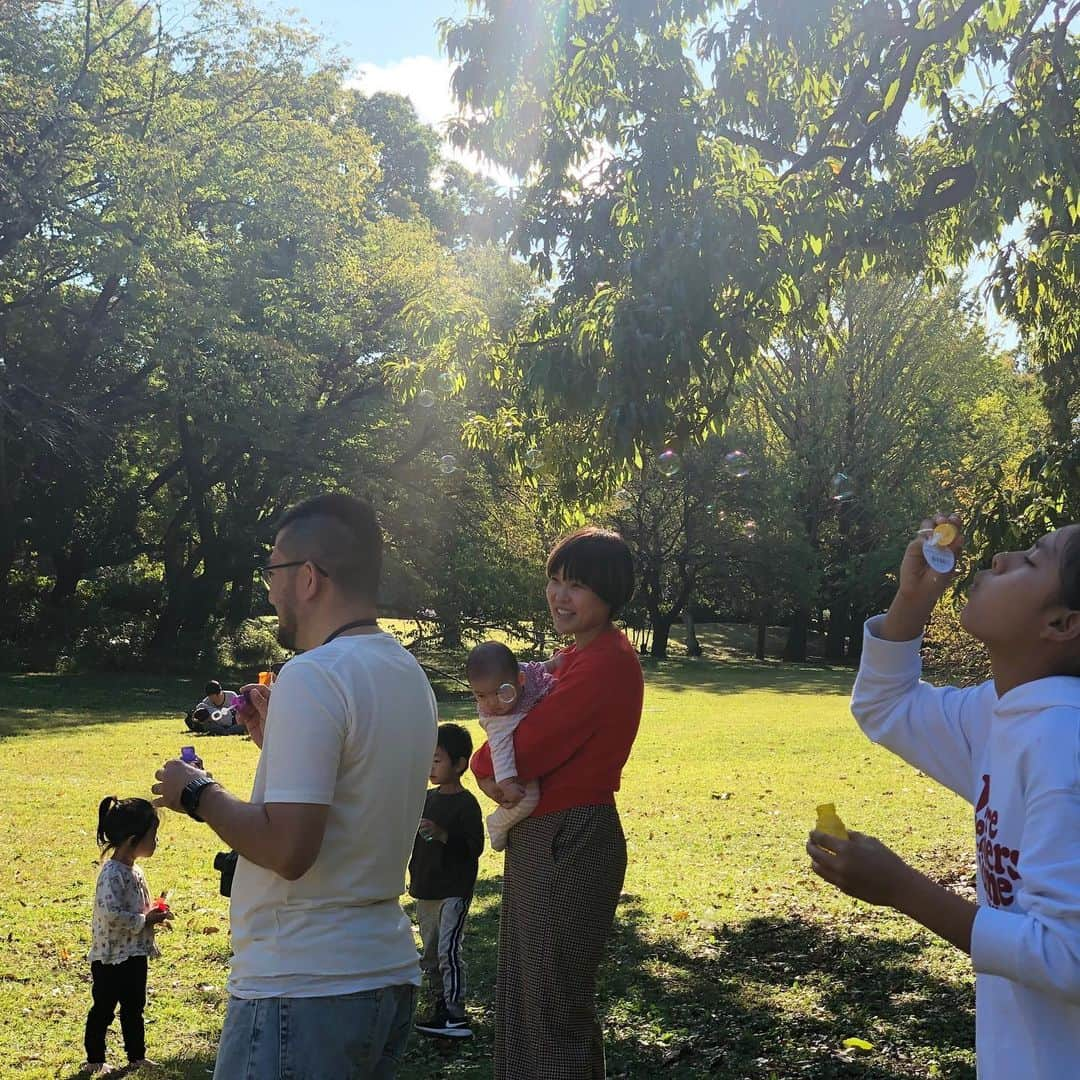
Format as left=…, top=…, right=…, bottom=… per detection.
left=260, top=560, right=329, bottom=589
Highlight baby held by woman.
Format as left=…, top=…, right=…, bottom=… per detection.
left=465, top=642, right=560, bottom=850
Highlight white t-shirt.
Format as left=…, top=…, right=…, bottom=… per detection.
left=197, top=690, right=238, bottom=713
left=227, top=632, right=438, bottom=999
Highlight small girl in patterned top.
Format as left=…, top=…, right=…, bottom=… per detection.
left=83, top=796, right=171, bottom=1074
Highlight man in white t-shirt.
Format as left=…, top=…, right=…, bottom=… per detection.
left=152, top=493, right=437, bottom=1078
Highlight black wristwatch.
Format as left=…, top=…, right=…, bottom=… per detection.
left=180, top=776, right=218, bottom=822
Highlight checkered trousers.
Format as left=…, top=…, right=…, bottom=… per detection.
left=495, top=804, right=627, bottom=1080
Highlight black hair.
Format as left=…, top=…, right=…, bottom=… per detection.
left=466, top=641, right=519, bottom=684
left=97, top=796, right=158, bottom=856
left=275, top=493, right=382, bottom=601
left=205, top=679, right=222, bottom=696
left=437, top=722, right=473, bottom=769
left=546, top=526, right=635, bottom=617
left=1060, top=528, right=1080, bottom=609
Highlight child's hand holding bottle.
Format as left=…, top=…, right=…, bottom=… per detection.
left=145, top=906, right=173, bottom=930
left=883, top=514, right=964, bottom=642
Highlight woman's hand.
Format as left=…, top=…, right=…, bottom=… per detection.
left=805, top=830, right=916, bottom=907
left=236, top=683, right=271, bottom=748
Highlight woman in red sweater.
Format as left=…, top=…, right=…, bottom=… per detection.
left=472, top=527, right=644, bottom=1079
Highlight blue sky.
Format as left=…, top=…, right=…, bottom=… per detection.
left=258, top=1, right=461, bottom=64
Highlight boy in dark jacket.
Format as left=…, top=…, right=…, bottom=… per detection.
left=409, top=723, right=484, bottom=1039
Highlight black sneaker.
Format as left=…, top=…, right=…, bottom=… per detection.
left=415, top=1007, right=473, bottom=1039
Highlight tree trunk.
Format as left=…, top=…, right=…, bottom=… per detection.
left=683, top=608, right=702, bottom=657
left=755, top=616, right=768, bottom=661
left=846, top=610, right=866, bottom=661
left=225, top=570, right=254, bottom=628
left=650, top=617, right=673, bottom=659
left=440, top=614, right=463, bottom=650
left=825, top=597, right=850, bottom=662
left=48, top=549, right=86, bottom=603
left=783, top=606, right=810, bottom=662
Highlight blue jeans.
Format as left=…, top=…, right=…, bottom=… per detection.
left=213, top=984, right=416, bottom=1080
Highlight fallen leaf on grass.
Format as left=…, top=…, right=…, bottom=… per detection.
left=842, top=1037, right=874, bottom=1053
left=201, top=926, right=220, bottom=935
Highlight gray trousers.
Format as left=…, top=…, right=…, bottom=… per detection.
left=415, top=896, right=470, bottom=1014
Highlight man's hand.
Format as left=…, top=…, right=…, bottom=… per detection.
left=498, top=779, right=527, bottom=808
left=476, top=776, right=507, bottom=804
left=805, top=829, right=916, bottom=907
left=145, top=907, right=173, bottom=929
left=151, top=759, right=207, bottom=813
left=417, top=818, right=448, bottom=844
left=236, top=683, right=271, bottom=748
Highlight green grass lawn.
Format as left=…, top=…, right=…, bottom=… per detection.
left=0, top=656, right=977, bottom=1079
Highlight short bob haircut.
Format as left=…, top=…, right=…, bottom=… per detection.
left=546, top=527, right=635, bottom=618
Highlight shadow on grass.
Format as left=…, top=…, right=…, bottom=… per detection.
left=401, top=880, right=974, bottom=1079
left=0, top=673, right=204, bottom=739
left=600, top=899, right=974, bottom=1079
left=0, top=655, right=855, bottom=741
left=57, top=1057, right=219, bottom=1080
left=52, top=881, right=973, bottom=1079
left=641, top=658, right=856, bottom=699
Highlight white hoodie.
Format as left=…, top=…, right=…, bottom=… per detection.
left=852, top=615, right=1080, bottom=1079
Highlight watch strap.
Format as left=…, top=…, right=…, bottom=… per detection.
left=180, top=776, right=217, bottom=822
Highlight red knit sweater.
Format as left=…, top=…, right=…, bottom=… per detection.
left=471, top=625, right=644, bottom=817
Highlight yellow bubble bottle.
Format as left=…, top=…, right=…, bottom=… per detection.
left=815, top=803, right=849, bottom=840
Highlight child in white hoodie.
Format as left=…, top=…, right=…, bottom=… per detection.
left=807, top=514, right=1080, bottom=1080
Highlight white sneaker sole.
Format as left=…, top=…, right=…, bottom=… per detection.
left=415, top=1023, right=473, bottom=1039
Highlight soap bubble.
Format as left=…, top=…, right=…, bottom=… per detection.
left=723, top=450, right=750, bottom=478
left=497, top=682, right=517, bottom=705
left=616, top=488, right=631, bottom=503
left=438, top=454, right=457, bottom=475
left=657, top=449, right=682, bottom=477
left=437, top=371, right=455, bottom=393
left=742, top=519, right=758, bottom=540
left=524, top=448, right=542, bottom=470
left=830, top=472, right=854, bottom=502
left=416, top=389, right=435, bottom=408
